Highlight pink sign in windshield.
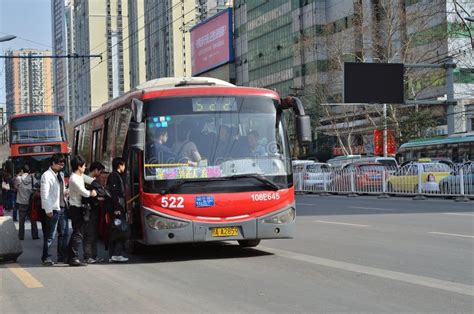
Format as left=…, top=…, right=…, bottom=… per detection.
left=191, top=9, right=233, bottom=76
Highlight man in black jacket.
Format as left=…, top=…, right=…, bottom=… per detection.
left=106, top=157, right=129, bottom=263
left=83, top=162, right=106, bottom=264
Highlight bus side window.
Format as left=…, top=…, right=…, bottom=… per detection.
left=74, top=129, right=80, bottom=155
left=102, top=118, right=109, bottom=155
left=92, top=130, right=101, bottom=162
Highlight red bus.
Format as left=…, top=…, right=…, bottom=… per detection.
left=1, top=113, right=69, bottom=174
left=72, top=77, right=310, bottom=249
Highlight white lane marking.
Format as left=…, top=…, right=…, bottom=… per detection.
left=296, top=203, right=315, bottom=206
left=259, top=246, right=474, bottom=297
left=350, top=206, right=395, bottom=212
left=428, top=232, right=474, bottom=239
left=313, top=220, right=370, bottom=227
left=442, top=213, right=474, bottom=217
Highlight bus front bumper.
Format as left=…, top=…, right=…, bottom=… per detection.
left=141, top=205, right=295, bottom=245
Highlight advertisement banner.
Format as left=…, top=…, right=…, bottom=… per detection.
left=190, top=8, right=234, bottom=76
left=373, top=129, right=396, bottom=155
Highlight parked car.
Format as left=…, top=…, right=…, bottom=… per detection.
left=439, top=164, right=474, bottom=194
left=330, top=162, right=387, bottom=192
left=292, top=160, right=316, bottom=191
left=301, top=162, right=332, bottom=190
left=387, top=162, right=451, bottom=193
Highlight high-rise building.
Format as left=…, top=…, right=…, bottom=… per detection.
left=4, top=49, right=53, bottom=119
left=142, top=0, right=232, bottom=80
left=75, top=0, right=131, bottom=114
left=52, top=0, right=70, bottom=121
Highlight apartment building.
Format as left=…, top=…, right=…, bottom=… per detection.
left=4, top=49, right=53, bottom=119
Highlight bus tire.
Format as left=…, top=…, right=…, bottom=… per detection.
left=238, top=239, right=261, bottom=248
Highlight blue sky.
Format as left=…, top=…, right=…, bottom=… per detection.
left=0, top=0, right=52, bottom=103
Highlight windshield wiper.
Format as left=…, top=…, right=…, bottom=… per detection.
left=226, top=174, right=280, bottom=191
left=159, top=173, right=280, bottom=194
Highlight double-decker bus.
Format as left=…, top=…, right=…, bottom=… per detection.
left=72, top=77, right=310, bottom=249
left=0, top=113, right=69, bottom=174
left=397, top=133, right=474, bottom=164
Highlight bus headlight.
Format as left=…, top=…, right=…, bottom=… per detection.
left=262, top=207, right=295, bottom=224
left=146, top=214, right=190, bottom=230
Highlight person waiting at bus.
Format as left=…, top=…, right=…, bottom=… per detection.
left=83, top=161, right=106, bottom=264
left=67, top=155, right=97, bottom=267
left=16, top=165, right=39, bottom=240
left=172, top=123, right=202, bottom=164
left=39, top=153, right=67, bottom=266
left=106, top=157, right=129, bottom=263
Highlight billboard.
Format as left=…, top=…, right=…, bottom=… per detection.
left=190, top=8, right=234, bottom=76
left=344, top=62, right=405, bottom=104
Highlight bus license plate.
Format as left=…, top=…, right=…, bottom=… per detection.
left=211, top=227, right=238, bottom=237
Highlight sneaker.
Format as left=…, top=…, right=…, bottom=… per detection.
left=69, top=259, right=88, bottom=267
left=117, top=256, right=129, bottom=262
left=85, top=258, right=97, bottom=264
left=94, top=257, right=105, bottom=263
left=109, top=256, right=121, bottom=263
left=42, top=259, right=54, bottom=266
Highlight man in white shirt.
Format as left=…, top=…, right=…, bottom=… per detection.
left=40, top=153, right=67, bottom=266
left=67, top=155, right=97, bottom=266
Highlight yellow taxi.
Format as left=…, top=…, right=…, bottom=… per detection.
left=387, top=162, right=452, bottom=193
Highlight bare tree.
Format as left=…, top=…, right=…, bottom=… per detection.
left=294, top=0, right=462, bottom=156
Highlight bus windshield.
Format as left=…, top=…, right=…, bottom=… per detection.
left=10, top=115, right=66, bottom=144
left=143, top=96, right=291, bottom=190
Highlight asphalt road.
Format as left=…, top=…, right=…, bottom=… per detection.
left=1, top=196, right=473, bottom=313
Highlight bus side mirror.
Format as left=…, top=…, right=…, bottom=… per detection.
left=129, top=122, right=145, bottom=151
left=131, top=98, right=143, bottom=123
left=296, top=115, right=311, bottom=144
left=281, top=96, right=312, bottom=145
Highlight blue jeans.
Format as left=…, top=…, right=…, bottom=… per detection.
left=57, top=207, right=69, bottom=261
left=41, top=210, right=59, bottom=262
left=8, top=191, right=17, bottom=220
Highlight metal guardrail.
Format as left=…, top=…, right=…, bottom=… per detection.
left=294, top=164, right=473, bottom=199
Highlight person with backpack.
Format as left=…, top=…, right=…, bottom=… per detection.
left=106, top=157, right=129, bottom=263
left=16, top=165, right=39, bottom=240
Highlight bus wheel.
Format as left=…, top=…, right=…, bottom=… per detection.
left=238, top=239, right=261, bottom=248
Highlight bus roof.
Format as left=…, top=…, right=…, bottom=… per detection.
left=399, top=134, right=474, bottom=149
left=136, top=77, right=235, bottom=90
left=9, top=112, right=62, bottom=121
left=73, top=77, right=280, bottom=127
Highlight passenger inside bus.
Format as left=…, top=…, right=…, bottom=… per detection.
left=146, top=128, right=197, bottom=167
left=247, top=130, right=266, bottom=157
left=171, top=121, right=202, bottom=164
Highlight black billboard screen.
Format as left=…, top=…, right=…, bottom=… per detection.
left=344, top=62, right=404, bottom=104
